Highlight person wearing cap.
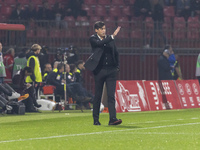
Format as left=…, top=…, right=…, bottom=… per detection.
left=158, top=49, right=173, bottom=80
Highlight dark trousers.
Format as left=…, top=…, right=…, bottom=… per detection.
left=93, top=67, right=117, bottom=122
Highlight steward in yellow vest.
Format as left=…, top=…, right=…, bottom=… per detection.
left=26, top=44, right=42, bottom=83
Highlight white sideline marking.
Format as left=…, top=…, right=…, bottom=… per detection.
left=0, top=122, right=200, bottom=144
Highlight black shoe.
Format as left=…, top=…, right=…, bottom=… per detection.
left=94, top=121, right=101, bottom=125
left=108, top=118, right=122, bottom=125
left=34, top=104, right=42, bottom=108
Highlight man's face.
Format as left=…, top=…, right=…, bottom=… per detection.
left=59, top=66, right=64, bottom=73
left=65, top=64, right=70, bottom=73
left=78, top=63, right=85, bottom=70
left=25, top=71, right=32, bottom=77
left=95, top=25, right=106, bottom=38
left=36, top=49, right=41, bottom=55
left=45, top=64, right=52, bottom=72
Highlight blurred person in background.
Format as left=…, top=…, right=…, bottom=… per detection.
left=158, top=49, right=173, bottom=80
left=176, top=0, right=191, bottom=20
left=67, top=0, right=87, bottom=18
left=39, top=46, right=49, bottom=75
left=43, top=63, right=52, bottom=82
left=133, top=0, right=152, bottom=19
left=3, top=48, right=15, bottom=83
left=0, top=42, right=6, bottom=84
left=173, top=54, right=183, bottom=80
left=12, top=48, right=30, bottom=77
left=196, top=52, right=200, bottom=83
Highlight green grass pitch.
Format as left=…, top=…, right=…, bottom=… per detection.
left=1, top=108, right=200, bottom=150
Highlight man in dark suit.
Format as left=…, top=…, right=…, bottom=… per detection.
left=84, top=21, right=122, bottom=125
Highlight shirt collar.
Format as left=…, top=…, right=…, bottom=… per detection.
left=97, top=34, right=106, bottom=41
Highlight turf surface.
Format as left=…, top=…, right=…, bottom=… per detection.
left=0, top=108, right=200, bottom=150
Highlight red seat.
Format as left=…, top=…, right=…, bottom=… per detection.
left=48, top=0, right=56, bottom=5
left=76, top=16, right=89, bottom=27
left=36, top=28, right=48, bottom=38
left=98, top=0, right=111, bottom=5
left=49, top=29, right=60, bottom=38
left=90, top=16, right=101, bottom=22
left=109, top=6, right=122, bottom=17
left=117, top=17, right=129, bottom=28
left=1, top=6, right=12, bottom=17
left=17, top=0, right=29, bottom=5
left=82, top=4, right=94, bottom=16
left=173, top=17, right=186, bottom=39
left=103, top=16, right=116, bottom=28
left=64, top=16, right=75, bottom=27
left=122, top=6, right=131, bottom=16
left=112, top=0, right=124, bottom=5
left=164, top=6, right=175, bottom=18
left=162, top=17, right=172, bottom=39
left=129, top=0, right=135, bottom=4
left=61, top=30, right=75, bottom=38
left=3, top=0, right=16, bottom=6
left=117, top=29, right=129, bottom=38
left=32, top=0, right=42, bottom=6
left=145, top=17, right=154, bottom=29
left=95, top=5, right=107, bottom=17
left=84, top=0, right=97, bottom=5
left=130, top=30, right=142, bottom=39
left=187, top=17, right=200, bottom=28
left=130, top=17, right=143, bottom=29
left=26, top=29, right=35, bottom=38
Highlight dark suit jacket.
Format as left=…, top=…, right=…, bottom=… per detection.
left=158, top=54, right=173, bottom=80
left=84, top=34, right=119, bottom=72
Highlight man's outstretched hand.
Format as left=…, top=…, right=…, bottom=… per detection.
left=112, top=26, right=121, bottom=37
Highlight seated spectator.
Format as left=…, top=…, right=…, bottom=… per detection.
left=150, top=0, right=166, bottom=47
left=176, top=0, right=191, bottom=20
left=37, top=1, right=54, bottom=20
left=43, top=63, right=52, bottom=82
left=12, top=66, right=41, bottom=112
left=67, top=0, right=87, bottom=19
left=10, top=3, right=25, bottom=21
left=23, top=2, right=37, bottom=20
left=3, top=48, right=15, bottom=84
left=191, top=0, right=200, bottom=17
left=53, top=2, right=66, bottom=28
left=12, top=48, right=30, bottom=77
left=133, top=0, right=152, bottom=19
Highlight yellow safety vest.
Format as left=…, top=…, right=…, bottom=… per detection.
left=26, top=55, right=42, bottom=83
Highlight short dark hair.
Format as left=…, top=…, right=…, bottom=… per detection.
left=164, top=45, right=171, bottom=51
left=69, top=64, right=76, bottom=73
left=57, top=63, right=64, bottom=70
left=76, top=60, right=84, bottom=66
left=94, top=21, right=105, bottom=30
left=23, top=66, right=33, bottom=73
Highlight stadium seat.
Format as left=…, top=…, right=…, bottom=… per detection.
left=109, top=6, right=122, bottom=17
left=164, top=6, right=175, bottom=18
left=98, top=0, right=111, bottom=6
left=95, top=5, right=107, bottom=17
left=49, top=29, right=60, bottom=38
left=117, top=29, right=129, bottom=39
left=117, top=17, right=129, bottom=28
left=162, top=17, right=172, bottom=39
left=112, top=0, right=124, bottom=5
left=130, top=17, right=143, bottom=29
left=64, top=16, right=75, bottom=27
left=3, top=0, right=16, bottom=6
left=26, top=29, right=35, bottom=38
left=103, top=16, right=116, bottom=28
left=1, top=6, right=12, bottom=17
left=82, top=4, right=94, bottom=16
left=187, top=17, right=200, bottom=28
left=129, top=0, right=136, bottom=4
left=17, top=0, right=29, bottom=5
left=48, top=0, right=56, bottom=6
left=76, top=16, right=90, bottom=27
left=130, top=29, right=143, bottom=47
left=32, top=0, right=42, bottom=6
left=61, top=30, right=74, bottom=38
left=84, top=0, right=97, bottom=5
left=144, top=17, right=154, bottom=29
left=36, top=28, right=48, bottom=38
left=122, top=6, right=131, bottom=17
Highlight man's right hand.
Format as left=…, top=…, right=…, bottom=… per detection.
left=112, top=26, right=121, bottom=37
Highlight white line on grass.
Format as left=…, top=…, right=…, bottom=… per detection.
left=0, top=122, right=200, bottom=144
